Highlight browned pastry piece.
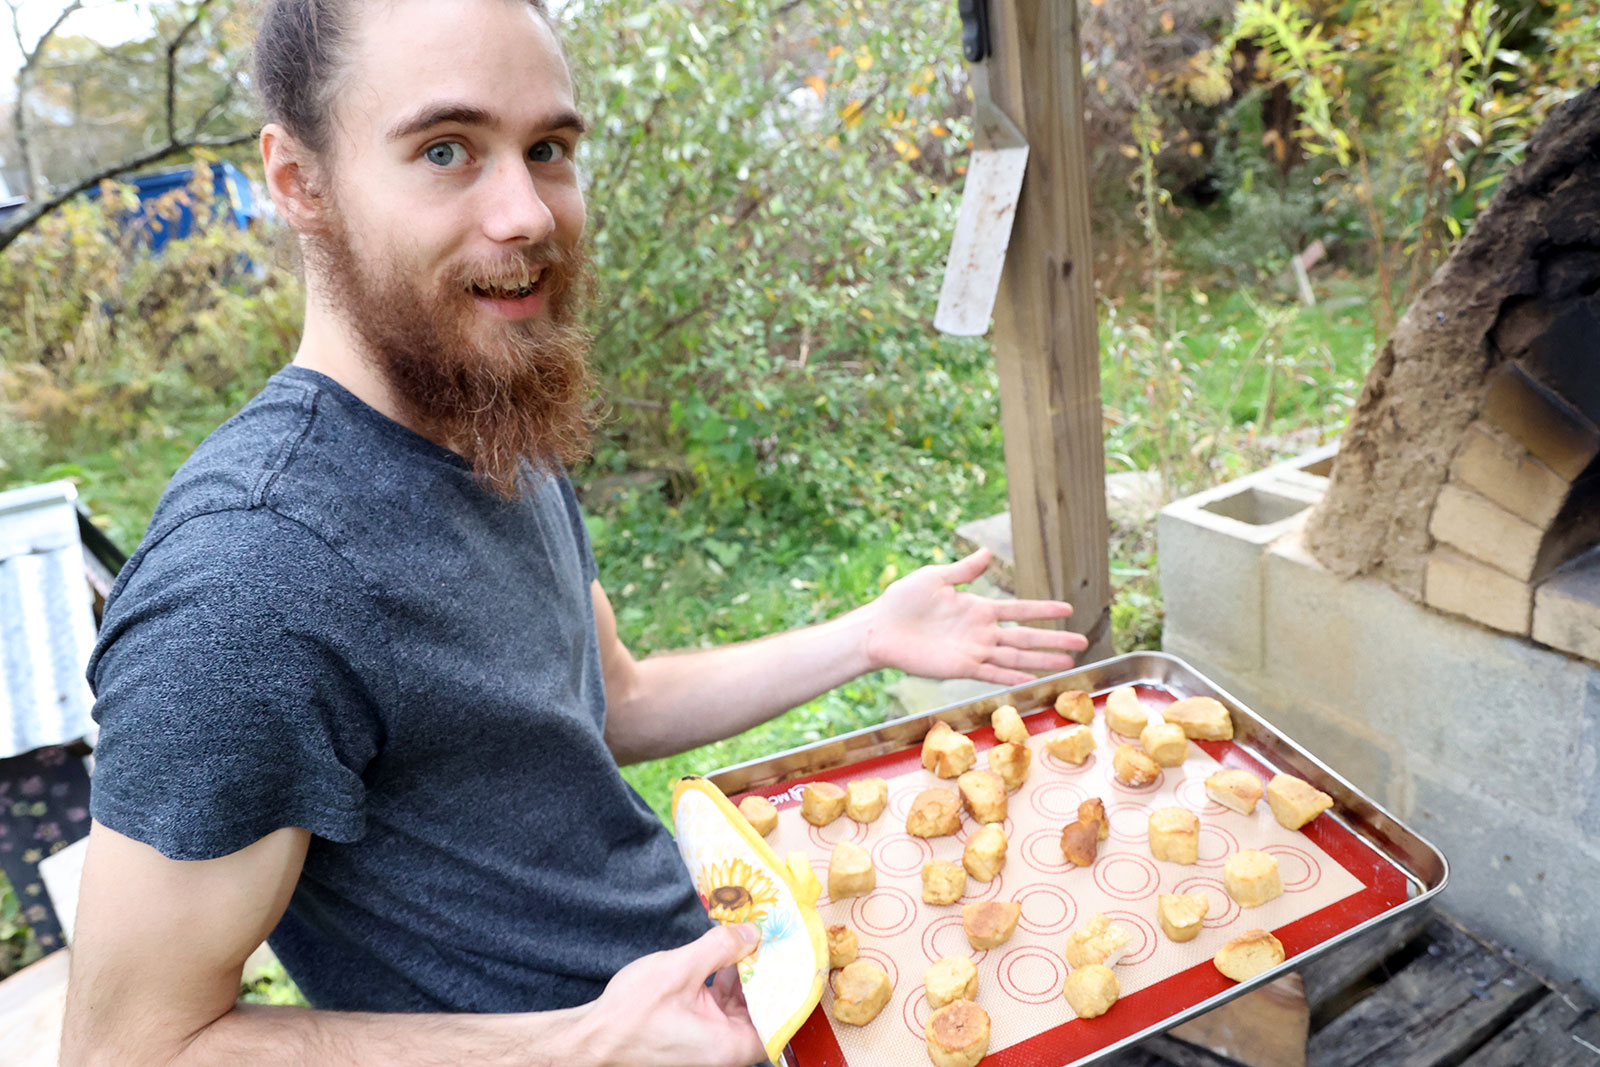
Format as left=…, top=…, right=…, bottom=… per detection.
left=921, top=720, right=977, bottom=778
left=831, top=959, right=893, bottom=1025
left=1162, top=695, right=1234, bottom=740
left=1063, top=964, right=1120, bottom=1019
left=1205, top=769, right=1264, bottom=815
left=826, top=923, right=859, bottom=968
left=1045, top=724, right=1095, bottom=764
left=1139, top=720, right=1189, bottom=766
left=1055, top=689, right=1095, bottom=724
left=1105, top=686, right=1150, bottom=736
left=961, top=901, right=1021, bottom=949
left=991, top=704, right=1030, bottom=745
left=1113, top=744, right=1161, bottom=787
left=957, top=769, right=1008, bottom=824
left=1223, top=849, right=1284, bottom=908
left=1214, top=928, right=1287, bottom=981
left=1064, top=913, right=1133, bottom=968
left=827, top=841, right=876, bottom=900
left=737, top=794, right=778, bottom=837
left=923, top=955, right=979, bottom=1009
left=1079, top=797, right=1110, bottom=841
left=922, top=859, right=966, bottom=905
left=845, top=777, right=889, bottom=823
left=1060, top=818, right=1102, bottom=867
left=800, top=781, right=847, bottom=826
left=962, top=823, right=1008, bottom=883
left=1266, top=773, right=1334, bottom=830
left=925, top=999, right=990, bottom=1067
left=1148, top=806, right=1200, bottom=865
left=907, top=788, right=963, bottom=838
left=987, top=742, right=1032, bottom=792
left=1156, top=893, right=1210, bottom=943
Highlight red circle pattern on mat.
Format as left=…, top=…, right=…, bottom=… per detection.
left=1040, top=747, right=1097, bottom=776
left=1172, top=874, right=1242, bottom=928
left=887, top=785, right=924, bottom=824
left=851, top=885, right=918, bottom=938
left=871, top=834, right=935, bottom=877
left=851, top=945, right=900, bottom=992
left=921, top=915, right=990, bottom=965
left=902, top=985, right=934, bottom=1040
left=955, top=815, right=1016, bottom=843
left=959, top=870, right=1006, bottom=904
left=1099, top=910, right=1160, bottom=966
left=1019, top=828, right=1075, bottom=875
left=998, top=945, right=1068, bottom=1005
left=1093, top=854, right=1161, bottom=901
left=808, top=815, right=869, bottom=850
left=1264, top=844, right=1323, bottom=891
left=1195, top=823, right=1241, bottom=868
left=1174, top=774, right=1229, bottom=816
left=1104, top=760, right=1164, bottom=795
left=1105, top=802, right=1148, bottom=844
left=1015, top=882, right=1078, bottom=937
left=1029, top=781, right=1091, bottom=820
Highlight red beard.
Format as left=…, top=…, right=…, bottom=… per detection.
left=306, top=214, right=595, bottom=498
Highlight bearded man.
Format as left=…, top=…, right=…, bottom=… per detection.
left=59, top=1, right=1089, bottom=1064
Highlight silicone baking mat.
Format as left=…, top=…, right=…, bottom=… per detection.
left=735, top=684, right=1412, bottom=1067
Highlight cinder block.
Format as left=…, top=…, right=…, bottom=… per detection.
left=1481, top=361, right=1600, bottom=481
left=1580, top=675, right=1600, bottom=833
left=1424, top=548, right=1533, bottom=635
left=1451, top=421, right=1571, bottom=529
left=1408, top=772, right=1600, bottom=995
left=1533, top=548, right=1600, bottom=664
left=1427, top=484, right=1544, bottom=582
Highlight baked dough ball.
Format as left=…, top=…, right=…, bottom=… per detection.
left=1139, top=721, right=1189, bottom=766
left=1224, top=849, right=1284, bottom=908
left=1055, top=688, right=1095, bottom=724
left=1060, top=819, right=1101, bottom=867
left=831, top=959, right=893, bottom=1025
left=1267, top=773, right=1334, bottom=830
left=1148, top=806, right=1200, bottom=865
left=987, top=742, right=1032, bottom=792
left=827, top=923, right=859, bottom=968
left=1105, top=686, right=1149, bottom=737
left=1205, top=769, right=1264, bottom=815
left=925, top=999, right=990, bottom=1067
left=1063, top=964, right=1120, bottom=1019
left=828, top=841, right=876, bottom=900
left=1156, top=892, right=1210, bottom=943
left=1162, top=695, right=1234, bottom=740
left=907, top=788, right=963, bottom=838
left=922, top=860, right=967, bottom=905
left=962, top=901, right=1020, bottom=950
left=1112, top=743, right=1161, bottom=787
left=957, top=770, right=1008, bottom=824
left=846, top=777, right=889, bottom=823
left=1214, top=928, right=1287, bottom=982
left=923, top=955, right=979, bottom=1009
left=962, top=823, right=1008, bottom=883
left=737, top=795, right=778, bottom=837
left=991, top=704, right=1030, bottom=745
left=1063, top=914, right=1133, bottom=968
left=1079, top=797, right=1110, bottom=841
left=922, top=720, right=977, bottom=778
left=801, top=782, right=847, bottom=826
left=1046, top=725, right=1095, bottom=764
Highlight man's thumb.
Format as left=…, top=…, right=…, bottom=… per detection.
left=942, top=547, right=990, bottom=585
left=686, top=922, right=760, bottom=979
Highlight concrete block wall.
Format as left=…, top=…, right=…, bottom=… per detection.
left=1159, top=451, right=1600, bottom=996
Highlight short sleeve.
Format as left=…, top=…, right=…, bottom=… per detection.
left=87, top=508, right=392, bottom=860
left=555, top=475, right=598, bottom=585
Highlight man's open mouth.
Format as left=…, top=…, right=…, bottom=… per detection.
left=470, top=270, right=544, bottom=301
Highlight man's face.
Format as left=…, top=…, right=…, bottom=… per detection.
left=304, top=0, right=593, bottom=494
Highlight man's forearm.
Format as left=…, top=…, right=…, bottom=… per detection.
left=153, top=1001, right=598, bottom=1067
left=605, top=604, right=878, bottom=764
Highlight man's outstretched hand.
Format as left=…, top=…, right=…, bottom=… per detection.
left=861, top=548, right=1090, bottom=686
left=573, top=923, right=767, bottom=1067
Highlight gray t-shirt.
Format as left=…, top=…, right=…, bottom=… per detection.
left=87, top=364, right=712, bottom=1013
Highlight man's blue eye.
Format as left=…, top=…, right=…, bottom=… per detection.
left=425, top=142, right=466, bottom=167
left=530, top=141, right=568, bottom=164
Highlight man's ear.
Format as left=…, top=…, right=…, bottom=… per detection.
left=260, top=123, right=328, bottom=234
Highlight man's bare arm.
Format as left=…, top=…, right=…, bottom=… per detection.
left=595, top=548, right=1090, bottom=765
left=62, top=821, right=763, bottom=1067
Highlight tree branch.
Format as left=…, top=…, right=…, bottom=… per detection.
left=165, top=0, right=216, bottom=143
left=8, top=0, right=83, bottom=200
left=0, top=129, right=260, bottom=255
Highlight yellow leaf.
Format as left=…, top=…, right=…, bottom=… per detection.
left=1095, top=76, right=1108, bottom=94
left=804, top=75, right=826, bottom=98
left=1160, top=12, right=1175, bottom=32
left=903, top=143, right=921, bottom=160
left=827, top=44, right=844, bottom=59
left=855, top=47, right=873, bottom=72
left=840, top=99, right=865, bottom=127
left=1118, top=144, right=1139, bottom=158
left=1188, top=141, right=1204, bottom=156
left=859, top=307, right=875, bottom=319
left=824, top=134, right=841, bottom=150
left=930, top=123, right=948, bottom=137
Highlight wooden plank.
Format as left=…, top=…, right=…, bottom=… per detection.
left=1457, top=986, right=1600, bottom=1067
left=1301, top=905, right=1436, bottom=1027
left=986, top=0, right=1113, bottom=663
left=1142, top=1033, right=1252, bottom=1067
left=1166, top=974, right=1309, bottom=1067
left=1307, top=919, right=1546, bottom=1067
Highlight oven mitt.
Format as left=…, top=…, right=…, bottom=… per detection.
left=672, top=776, right=828, bottom=1063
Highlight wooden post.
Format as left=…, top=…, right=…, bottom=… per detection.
left=986, top=0, right=1113, bottom=662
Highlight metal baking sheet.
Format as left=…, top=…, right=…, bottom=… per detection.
left=709, top=651, right=1448, bottom=1066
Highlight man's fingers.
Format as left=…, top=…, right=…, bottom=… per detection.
left=993, top=597, right=1076, bottom=623
left=681, top=923, right=760, bottom=985
left=940, top=547, right=991, bottom=585
left=989, top=647, right=1079, bottom=672
left=996, top=623, right=1090, bottom=652
left=969, top=663, right=1038, bottom=687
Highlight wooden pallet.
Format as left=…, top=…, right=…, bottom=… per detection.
left=1108, top=907, right=1599, bottom=1067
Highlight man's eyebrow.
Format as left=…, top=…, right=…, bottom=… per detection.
left=386, top=102, right=588, bottom=142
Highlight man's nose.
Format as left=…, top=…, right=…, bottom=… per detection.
left=481, top=159, right=556, bottom=245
